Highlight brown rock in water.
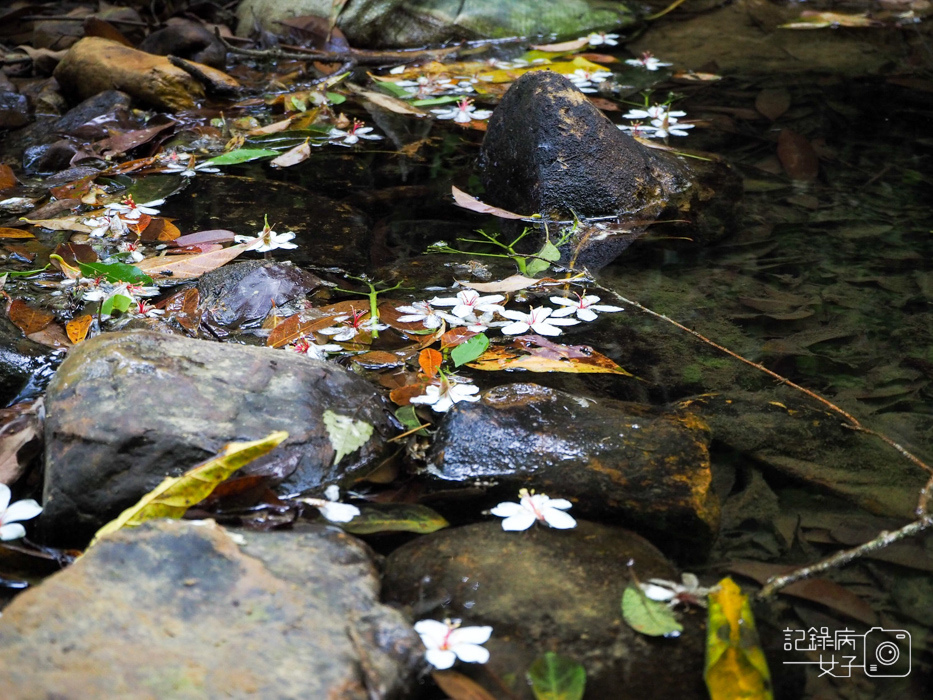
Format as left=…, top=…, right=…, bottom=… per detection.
left=53, top=37, right=236, bottom=111
left=139, top=18, right=227, bottom=69
left=479, top=71, right=741, bottom=268
left=41, top=331, right=393, bottom=545
left=427, top=383, right=720, bottom=552
left=383, top=521, right=708, bottom=700
left=0, top=519, right=422, bottom=699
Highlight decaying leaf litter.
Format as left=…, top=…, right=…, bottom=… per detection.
left=2, top=0, right=933, bottom=697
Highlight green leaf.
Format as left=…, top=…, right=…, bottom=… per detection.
left=323, top=410, right=373, bottom=464
left=621, top=584, right=684, bottom=637
left=100, top=294, right=133, bottom=317
left=88, top=430, right=288, bottom=548
left=325, top=91, right=346, bottom=104
left=78, top=261, right=153, bottom=285
left=411, top=95, right=463, bottom=107
left=527, top=652, right=586, bottom=700
left=451, top=333, right=489, bottom=367
left=394, top=405, right=430, bottom=436
left=525, top=241, right=561, bottom=276
left=339, top=503, right=449, bottom=535
left=204, top=148, right=279, bottom=165
left=5, top=265, right=50, bottom=278
left=375, top=81, right=413, bottom=99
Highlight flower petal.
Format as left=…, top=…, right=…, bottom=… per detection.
left=0, top=483, right=11, bottom=512
left=453, top=643, right=490, bottom=664
left=425, top=648, right=458, bottom=669
left=449, top=625, right=493, bottom=646
left=0, top=523, right=26, bottom=540
left=545, top=498, right=573, bottom=510
left=500, top=511, right=537, bottom=531
left=577, top=308, right=598, bottom=322
left=414, top=618, right=449, bottom=644
left=318, top=502, right=360, bottom=523
left=490, top=501, right=525, bottom=517
left=542, top=508, right=576, bottom=529
left=500, top=321, right=530, bottom=335
left=2, top=499, right=42, bottom=524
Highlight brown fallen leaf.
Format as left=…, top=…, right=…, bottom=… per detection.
left=531, top=37, right=589, bottom=52
left=140, top=217, right=181, bottom=242
left=66, top=315, right=94, bottom=344
left=389, top=381, right=432, bottom=406
left=459, top=274, right=541, bottom=293
left=777, top=129, right=819, bottom=182
left=353, top=88, right=428, bottom=116
left=248, top=117, right=294, bottom=135
left=0, top=399, right=42, bottom=486
left=0, top=227, right=32, bottom=239
left=419, top=348, right=443, bottom=377
left=451, top=185, right=530, bottom=220
left=267, top=314, right=341, bottom=348
left=27, top=322, right=71, bottom=350
left=439, top=328, right=478, bottom=350
left=270, top=139, right=312, bottom=168
left=8, top=299, right=54, bottom=335
left=0, top=164, right=17, bottom=191
left=162, top=287, right=201, bottom=334
left=169, top=229, right=236, bottom=247
left=755, top=88, right=791, bottom=121
left=21, top=216, right=93, bottom=233
left=468, top=344, right=633, bottom=375
left=431, top=670, right=498, bottom=700
left=135, top=243, right=249, bottom=279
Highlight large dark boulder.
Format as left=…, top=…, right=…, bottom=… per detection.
left=479, top=71, right=742, bottom=268
left=426, top=383, right=720, bottom=552
left=41, top=331, right=394, bottom=545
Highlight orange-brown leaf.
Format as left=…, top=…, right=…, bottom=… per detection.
left=163, top=288, right=201, bottom=333
left=140, top=217, right=181, bottom=242
left=467, top=345, right=633, bottom=375
left=451, top=185, right=529, bottom=220
left=8, top=299, right=54, bottom=335
left=66, top=315, right=93, bottom=344
left=0, top=227, right=34, bottom=239
left=266, top=314, right=339, bottom=348
left=439, top=328, right=478, bottom=350
left=418, top=348, right=443, bottom=377
left=0, top=164, right=17, bottom=191
left=389, top=382, right=431, bottom=407
left=431, top=670, right=498, bottom=700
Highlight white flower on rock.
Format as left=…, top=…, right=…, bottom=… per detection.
left=431, top=98, right=493, bottom=123
left=549, top=294, right=624, bottom=322
left=585, top=31, right=619, bottom=47
left=0, top=483, right=42, bottom=541
left=429, top=290, right=504, bottom=319
left=414, top=618, right=493, bottom=670
left=291, top=337, right=343, bottom=359
left=640, top=573, right=713, bottom=608
left=410, top=377, right=480, bottom=413
left=499, top=306, right=579, bottom=336
left=625, top=52, right=673, bottom=71
left=490, top=488, right=576, bottom=531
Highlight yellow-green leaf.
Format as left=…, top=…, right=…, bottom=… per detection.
left=87, top=430, right=288, bottom=548
left=339, top=503, right=449, bottom=535
left=323, top=410, right=373, bottom=464
left=705, top=577, right=774, bottom=700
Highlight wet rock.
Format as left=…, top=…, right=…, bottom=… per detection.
left=382, top=521, right=707, bottom=699
left=237, top=0, right=638, bottom=48
left=22, top=139, right=79, bottom=175
left=139, top=19, right=227, bottom=69
left=478, top=71, right=742, bottom=268
left=0, top=519, right=422, bottom=698
left=42, top=331, right=394, bottom=545
left=427, top=383, right=719, bottom=551
left=159, top=175, right=372, bottom=270
left=196, top=260, right=322, bottom=331
left=0, top=318, right=60, bottom=408
left=0, top=92, right=29, bottom=129
left=52, top=89, right=132, bottom=135
left=53, top=37, right=208, bottom=111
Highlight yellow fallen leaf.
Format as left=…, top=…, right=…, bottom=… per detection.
left=779, top=11, right=880, bottom=28
left=21, top=216, right=93, bottom=233
left=705, top=577, right=774, bottom=700
left=88, top=430, right=288, bottom=548
left=467, top=345, right=633, bottom=376
left=0, top=227, right=34, bottom=238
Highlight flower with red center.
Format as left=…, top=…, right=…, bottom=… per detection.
left=328, top=120, right=383, bottom=146
left=414, top=618, right=493, bottom=669
left=431, top=98, right=493, bottom=123
left=490, top=488, right=576, bottom=531
left=549, top=293, right=624, bottom=322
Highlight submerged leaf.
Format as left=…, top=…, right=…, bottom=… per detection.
left=525, top=240, right=561, bottom=276
left=621, top=584, right=683, bottom=637
left=431, top=670, right=498, bottom=700
left=451, top=185, right=530, bottom=220
left=339, top=503, right=449, bottom=535
left=78, top=261, right=154, bottom=285
left=527, top=652, right=586, bottom=700
left=322, top=410, right=373, bottom=464
left=705, top=577, right=773, bottom=700
left=88, top=431, right=289, bottom=548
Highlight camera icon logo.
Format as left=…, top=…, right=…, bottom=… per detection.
left=864, top=627, right=911, bottom=677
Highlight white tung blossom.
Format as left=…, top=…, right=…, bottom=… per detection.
left=431, top=98, right=493, bottom=123
left=549, top=294, right=624, bottom=322
left=499, top=306, right=579, bottom=336
left=585, top=31, right=619, bottom=47
left=0, top=483, right=42, bottom=541
left=328, top=120, right=383, bottom=146
left=410, top=378, right=480, bottom=413
left=490, top=488, right=576, bottom=531
left=640, top=573, right=713, bottom=608
left=414, top=618, right=493, bottom=670
left=429, top=290, right=504, bottom=319
left=395, top=300, right=444, bottom=329
left=625, top=52, right=673, bottom=71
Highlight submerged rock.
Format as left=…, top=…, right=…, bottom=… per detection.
left=196, top=260, right=322, bottom=331
left=383, top=521, right=708, bottom=699
left=237, top=0, right=638, bottom=48
left=479, top=71, right=742, bottom=268
left=0, top=519, right=422, bottom=698
left=427, top=383, right=720, bottom=551
left=0, top=318, right=60, bottom=407
left=41, top=331, right=393, bottom=545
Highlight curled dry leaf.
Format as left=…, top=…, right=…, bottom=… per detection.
left=451, top=185, right=529, bottom=220
left=270, top=140, right=312, bottom=168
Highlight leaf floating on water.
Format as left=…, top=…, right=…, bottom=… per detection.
left=779, top=11, right=880, bottom=29
left=451, top=333, right=488, bottom=367
left=78, top=261, right=154, bottom=285
left=322, top=410, right=373, bottom=465
left=530, top=38, right=590, bottom=52
left=21, top=215, right=93, bottom=233
left=204, top=148, right=279, bottom=165
left=431, top=670, right=498, bottom=700
left=705, top=577, right=774, bottom=700
left=339, top=502, right=449, bottom=535
left=467, top=345, right=633, bottom=376
left=755, top=88, right=791, bottom=121
left=8, top=299, right=54, bottom=336
left=418, top=348, right=443, bottom=377
left=621, top=584, right=683, bottom=637
left=459, top=275, right=541, bottom=293
left=451, top=185, right=530, bottom=220
left=270, top=139, right=312, bottom=168
left=527, top=652, right=586, bottom=700
left=88, top=430, right=289, bottom=548
left=135, top=243, right=249, bottom=279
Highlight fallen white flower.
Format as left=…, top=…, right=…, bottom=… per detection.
left=490, top=488, right=576, bottom=530
left=0, top=483, right=42, bottom=541
left=414, top=618, right=493, bottom=669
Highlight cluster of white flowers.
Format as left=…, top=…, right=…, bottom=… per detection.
left=619, top=105, right=694, bottom=139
